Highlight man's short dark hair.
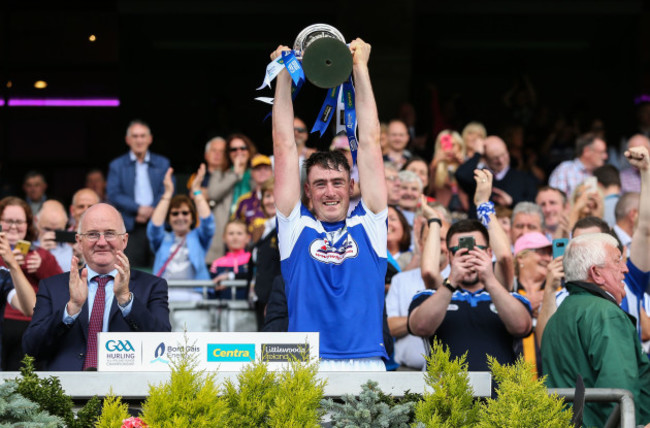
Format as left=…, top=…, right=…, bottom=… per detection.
left=446, top=219, right=490, bottom=249
left=125, top=119, right=151, bottom=136
left=572, top=216, right=623, bottom=253
left=23, top=170, right=46, bottom=185
left=304, top=150, right=351, bottom=180
left=575, top=132, right=600, bottom=158
left=593, top=165, right=621, bottom=188
left=537, top=186, right=567, bottom=205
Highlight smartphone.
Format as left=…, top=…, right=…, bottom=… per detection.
left=15, top=240, right=31, bottom=255
left=584, top=176, right=598, bottom=193
left=54, top=230, right=77, bottom=243
left=552, top=238, right=568, bottom=259
left=441, top=135, right=453, bottom=151
left=458, top=236, right=475, bottom=252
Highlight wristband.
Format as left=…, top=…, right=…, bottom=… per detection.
left=192, top=190, right=202, bottom=196
left=476, top=201, right=495, bottom=227
left=443, top=278, right=457, bottom=293
left=427, top=218, right=442, bottom=227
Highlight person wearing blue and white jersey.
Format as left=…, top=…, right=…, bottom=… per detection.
left=271, top=39, right=388, bottom=370
left=408, top=217, right=532, bottom=372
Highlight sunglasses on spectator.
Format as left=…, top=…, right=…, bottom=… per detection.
left=229, top=146, right=248, bottom=152
left=294, top=127, right=308, bottom=133
left=170, top=211, right=191, bottom=217
left=449, top=245, right=488, bottom=255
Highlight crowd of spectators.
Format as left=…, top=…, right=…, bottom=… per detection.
left=2, top=88, right=650, bottom=424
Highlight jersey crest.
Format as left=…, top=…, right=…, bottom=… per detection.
left=308, top=233, right=359, bottom=264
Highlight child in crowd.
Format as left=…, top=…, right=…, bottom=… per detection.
left=209, top=220, right=251, bottom=300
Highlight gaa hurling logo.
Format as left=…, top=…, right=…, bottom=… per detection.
left=309, top=235, right=359, bottom=265
left=105, top=340, right=134, bottom=352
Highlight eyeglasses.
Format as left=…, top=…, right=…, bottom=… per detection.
left=449, top=245, right=488, bottom=255
left=294, top=127, right=308, bottom=133
left=386, top=176, right=400, bottom=182
left=229, top=146, right=248, bottom=153
left=1, top=219, right=27, bottom=227
left=170, top=210, right=191, bottom=217
left=79, top=231, right=124, bottom=241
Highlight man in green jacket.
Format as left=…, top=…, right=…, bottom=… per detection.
left=541, top=232, right=650, bottom=427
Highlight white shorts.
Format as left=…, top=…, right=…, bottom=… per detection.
left=319, top=357, right=386, bottom=371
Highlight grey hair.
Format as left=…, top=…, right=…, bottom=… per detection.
left=383, top=161, right=399, bottom=173
left=614, top=192, right=640, bottom=222
left=398, top=170, right=423, bottom=191
left=511, top=201, right=545, bottom=230
left=204, top=136, right=226, bottom=154
left=564, top=233, right=619, bottom=282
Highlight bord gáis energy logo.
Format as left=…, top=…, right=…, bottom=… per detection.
left=207, top=344, right=255, bottom=362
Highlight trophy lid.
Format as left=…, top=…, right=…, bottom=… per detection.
left=294, top=24, right=352, bottom=89
left=302, top=38, right=353, bottom=89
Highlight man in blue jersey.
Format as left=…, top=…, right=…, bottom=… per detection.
left=408, top=219, right=533, bottom=372
left=271, top=39, right=388, bottom=370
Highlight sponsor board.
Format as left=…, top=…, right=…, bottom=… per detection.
left=98, top=332, right=318, bottom=372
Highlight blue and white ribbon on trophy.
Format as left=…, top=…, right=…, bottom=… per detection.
left=255, top=48, right=359, bottom=165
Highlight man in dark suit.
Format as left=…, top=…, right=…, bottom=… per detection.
left=106, top=120, right=170, bottom=267
left=23, top=203, right=171, bottom=371
left=455, top=135, right=538, bottom=216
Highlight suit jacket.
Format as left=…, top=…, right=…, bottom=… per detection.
left=106, top=152, right=170, bottom=231
left=22, top=269, right=171, bottom=371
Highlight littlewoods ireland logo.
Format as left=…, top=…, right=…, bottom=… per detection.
left=207, top=344, right=255, bottom=362
left=261, top=344, right=309, bottom=362
left=105, top=340, right=134, bottom=352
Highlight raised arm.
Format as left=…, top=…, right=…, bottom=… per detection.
left=474, top=169, right=514, bottom=290
left=271, top=46, right=301, bottom=217
left=190, top=163, right=211, bottom=219
left=420, top=195, right=444, bottom=289
left=0, top=233, right=35, bottom=316
left=351, top=39, right=386, bottom=214
left=150, top=167, right=174, bottom=227
left=628, top=146, right=650, bottom=271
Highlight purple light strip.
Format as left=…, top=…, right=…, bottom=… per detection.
left=6, top=98, right=119, bottom=107
left=0, top=99, right=4, bottom=106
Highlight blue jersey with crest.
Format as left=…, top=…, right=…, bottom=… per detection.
left=277, top=200, right=388, bottom=359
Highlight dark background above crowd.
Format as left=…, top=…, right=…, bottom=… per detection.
left=0, top=0, right=649, bottom=204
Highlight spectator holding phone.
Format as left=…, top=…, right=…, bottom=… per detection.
left=428, top=130, right=468, bottom=213
left=0, top=196, right=62, bottom=370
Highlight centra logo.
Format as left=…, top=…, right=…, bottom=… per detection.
left=207, top=344, right=255, bottom=362
left=105, top=340, right=135, bottom=352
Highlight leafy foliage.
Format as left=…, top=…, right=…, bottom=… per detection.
left=222, top=359, right=279, bottom=427
left=414, top=340, right=479, bottom=427
left=476, top=356, right=573, bottom=428
left=95, top=394, right=129, bottom=428
left=0, top=380, right=63, bottom=427
left=322, top=380, right=414, bottom=428
left=140, top=339, right=228, bottom=427
left=15, top=355, right=76, bottom=427
left=76, top=395, right=103, bottom=428
left=267, top=359, right=326, bottom=428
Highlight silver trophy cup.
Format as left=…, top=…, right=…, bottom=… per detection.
left=293, top=24, right=353, bottom=89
